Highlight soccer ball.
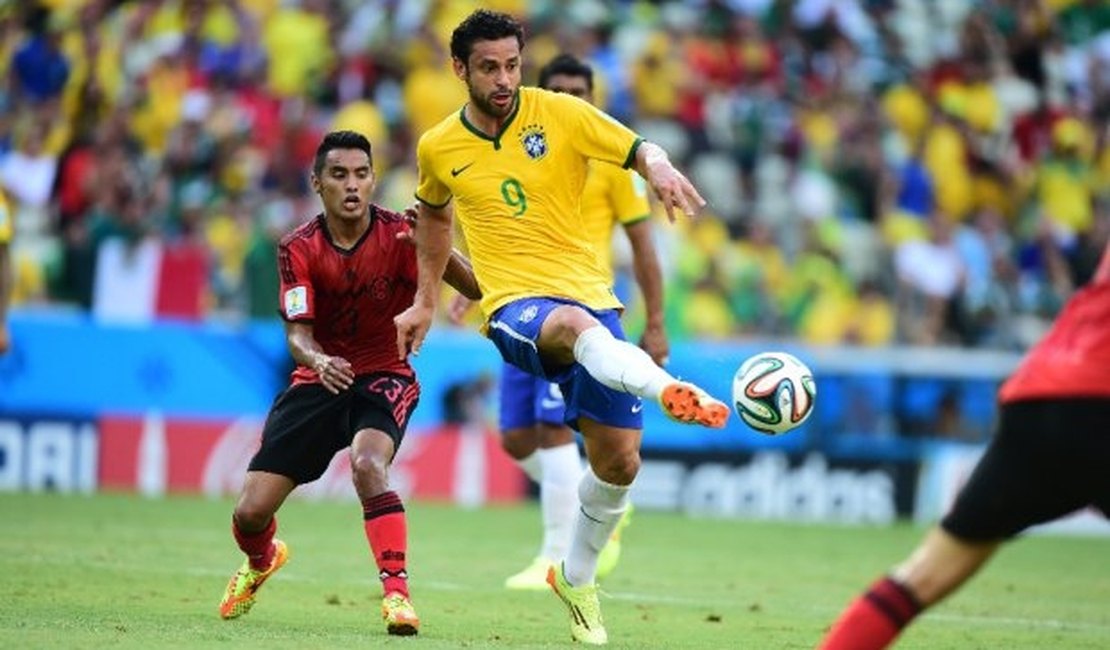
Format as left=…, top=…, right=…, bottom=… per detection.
left=732, top=351, right=816, bottom=436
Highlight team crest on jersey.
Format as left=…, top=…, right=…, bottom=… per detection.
left=519, top=304, right=539, bottom=323
left=519, top=124, right=548, bottom=160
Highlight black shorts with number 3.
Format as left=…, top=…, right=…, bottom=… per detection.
left=941, top=398, right=1110, bottom=541
left=248, top=372, right=420, bottom=485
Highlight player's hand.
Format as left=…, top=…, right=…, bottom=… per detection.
left=645, top=158, right=706, bottom=223
left=639, top=323, right=669, bottom=366
left=395, top=204, right=419, bottom=245
left=394, top=303, right=435, bottom=359
left=446, top=293, right=473, bottom=326
left=313, top=352, right=354, bottom=395
left=0, top=323, right=9, bottom=355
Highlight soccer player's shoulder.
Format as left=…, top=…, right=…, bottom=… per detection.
left=526, top=86, right=583, bottom=112
left=278, top=215, right=322, bottom=249
left=373, top=205, right=408, bottom=233
left=418, top=109, right=463, bottom=148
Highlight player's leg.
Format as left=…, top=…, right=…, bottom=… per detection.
left=499, top=363, right=550, bottom=587
left=536, top=303, right=728, bottom=427
left=564, top=418, right=639, bottom=586
left=534, top=420, right=582, bottom=564
left=350, top=375, right=421, bottom=636
left=220, top=384, right=343, bottom=619
left=545, top=310, right=644, bottom=645
left=219, top=471, right=296, bottom=619
left=545, top=417, right=638, bottom=647
left=817, top=526, right=999, bottom=650
left=818, top=399, right=1106, bottom=650
left=503, top=363, right=592, bottom=589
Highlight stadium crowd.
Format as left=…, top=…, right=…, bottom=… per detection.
left=2, top=0, right=1108, bottom=349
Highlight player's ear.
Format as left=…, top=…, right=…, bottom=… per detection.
left=452, top=57, right=467, bottom=81
left=309, top=173, right=320, bottom=195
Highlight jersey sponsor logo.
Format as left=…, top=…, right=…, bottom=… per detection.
left=541, top=383, right=564, bottom=410
left=518, top=304, right=539, bottom=323
left=284, top=286, right=308, bottom=317
left=540, top=397, right=564, bottom=410
left=519, top=124, right=548, bottom=160
left=450, top=162, right=474, bottom=177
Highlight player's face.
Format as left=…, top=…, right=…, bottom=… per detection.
left=312, top=148, right=374, bottom=222
left=455, top=37, right=522, bottom=119
left=543, top=73, right=593, bottom=105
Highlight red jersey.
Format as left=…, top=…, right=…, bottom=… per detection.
left=278, top=207, right=417, bottom=385
left=999, top=243, right=1110, bottom=402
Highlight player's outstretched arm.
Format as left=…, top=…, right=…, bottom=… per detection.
left=624, top=219, right=669, bottom=365
left=633, top=141, right=706, bottom=223
left=395, top=202, right=453, bottom=359
left=284, top=321, right=354, bottom=394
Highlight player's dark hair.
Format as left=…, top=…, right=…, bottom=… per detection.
left=313, top=130, right=372, bottom=176
left=450, top=9, right=525, bottom=64
left=537, top=54, right=594, bottom=92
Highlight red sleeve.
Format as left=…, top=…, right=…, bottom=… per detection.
left=278, top=238, right=314, bottom=321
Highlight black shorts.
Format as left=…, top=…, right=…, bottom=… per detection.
left=941, top=398, right=1110, bottom=541
left=248, top=372, right=420, bottom=485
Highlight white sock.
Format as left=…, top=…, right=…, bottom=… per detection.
left=563, top=467, right=630, bottom=587
left=573, top=325, right=675, bottom=399
left=537, top=443, right=583, bottom=562
left=516, top=452, right=543, bottom=483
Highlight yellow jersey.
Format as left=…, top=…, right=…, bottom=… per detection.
left=0, top=191, right=11, bottom=244
left=416, top=87, right=643, bottom=318
left=581, top=160, right=651, bottom=283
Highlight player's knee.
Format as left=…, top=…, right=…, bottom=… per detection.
left=501, top=428, right=536, bottom=459
left=541, top=306, right=600, bottom=360
left=350, top=452, right=389, bottom=485
left=233, top=502, right=275, bottom=532
left=591, top=451, right=640, bottom=485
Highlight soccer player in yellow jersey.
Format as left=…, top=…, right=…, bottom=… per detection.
left=447, top=53, right=667, bottom=592
left=0, top=189, right=12, bottom=355
left=394, top=10, right=729, bottom=645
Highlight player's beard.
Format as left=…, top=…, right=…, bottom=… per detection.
left=469, top=83, right=516, bottom=120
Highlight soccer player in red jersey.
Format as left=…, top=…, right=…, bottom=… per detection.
left=818, top=242, right=1110, bottom=649
left=217, top=130, right=480, bottom=635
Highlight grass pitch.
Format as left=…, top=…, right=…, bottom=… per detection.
left=1, top=492, right=1107, bottom=649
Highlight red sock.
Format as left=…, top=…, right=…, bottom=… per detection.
left=233, top=516, right=276, bottom=571
left=363, top=491, right=409, bottom=598
left=818, top=576, right=923, bottom=650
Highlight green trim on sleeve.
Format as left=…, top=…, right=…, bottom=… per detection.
left=622, top=137, right=645, bottom=169
left=413, top=192, right=451, bottom=209
left=620, top=213, right=652, bottom=228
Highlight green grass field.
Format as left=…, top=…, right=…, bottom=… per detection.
left=1, top=492, right=1107, bottom=649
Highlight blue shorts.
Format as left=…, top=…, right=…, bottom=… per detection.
left=487, top=297, right=643, bottom=431
left=499, top=362, right=566, bottom=431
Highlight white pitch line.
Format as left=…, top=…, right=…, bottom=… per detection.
left=32, top=559, right=1110, bottom=634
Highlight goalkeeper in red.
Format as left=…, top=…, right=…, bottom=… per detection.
left=818, top=240, right=1110, bottom=649
left=394, top=9, right=729, bottom=646
left=217, top=131, right=479, bottom=635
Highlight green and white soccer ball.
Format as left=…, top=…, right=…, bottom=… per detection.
left=732, top=351, right=816, bottom=436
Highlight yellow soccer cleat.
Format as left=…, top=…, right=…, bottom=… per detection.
left=505, top=556, right=556, bottom=591
left=218, top=539, right=289, bottom=619
left=595, top=504, right=634, bottom=581
left=659, top=381, right=730, bottom=428
left=547, top=563, right=607, bottom=645
left=382, top=592, right=420, bottom=636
